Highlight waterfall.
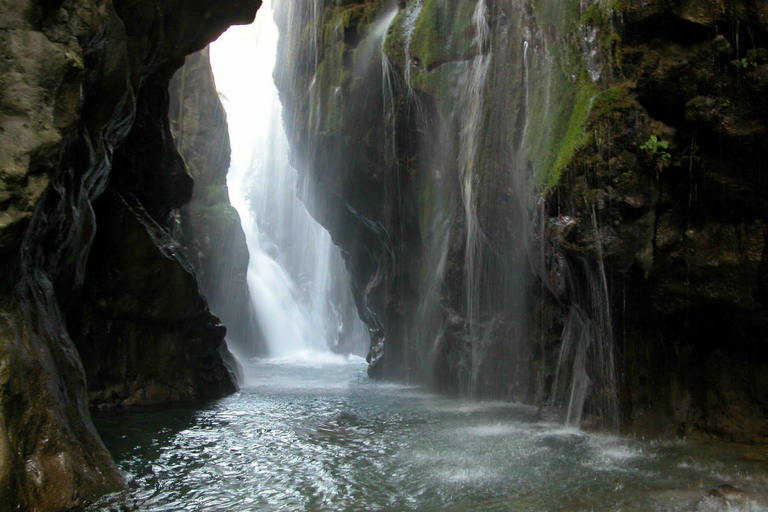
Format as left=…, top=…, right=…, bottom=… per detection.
left=210, top=0, right=366, bottom=360
left=458, top=0, right=492, bottom=396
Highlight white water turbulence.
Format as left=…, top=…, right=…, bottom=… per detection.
left=210, top=1, right=367, bottom=365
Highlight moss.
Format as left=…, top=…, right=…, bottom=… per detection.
left=545, top=71, right=597, bottom=190
left=532, top=0, right=581, bottom=35
left=410, top=61, right=463, bottom=113
left=311, top=1, right=388, bottom=136
left=313, top=42, right=349, bottom=135
left=192, top=184, right=229, bottom=207
left=195, top=203, right=241, bottom=234
left=410, top=0, right=442, bottom=69
left=324, top=1, right=382, bottom=43
left=581, top=3, right=605, bottom=26
left=409, top=0, right=476, bottom=70
left=580, top=1, right=625, bottom=72
left=615, top=170, right=640, bottom=189
left=385, top=0, right=477, bottom=77
left=383, top=9, right=407, bottom=69
left=527, top=69, right=597, bottom=192
left=591, top=86, right=634, bottom=118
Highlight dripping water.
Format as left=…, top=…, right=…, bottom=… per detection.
left=402, top=0, right=424, bottom=88
left=458, top=0, right=492, bottom=396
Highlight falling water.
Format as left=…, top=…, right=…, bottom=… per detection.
left=210, top=1, right=366, bottom=360
left=548, top=207, right=619, bottom=430
left=402, top=0, right=424, bottom=87
left=458, top=0, right=492, bottom=395
left=521, top=40, right=532, bottom=148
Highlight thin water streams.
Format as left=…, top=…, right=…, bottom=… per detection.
left=459, top=0, right=492, bottom=395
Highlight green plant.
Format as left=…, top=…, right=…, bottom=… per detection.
left=741, top=56, right=757, bottom=69
left=640, top=134, right=671, bottom=174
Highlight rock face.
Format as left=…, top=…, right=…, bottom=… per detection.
left=0, top=0, right=260, bottom=510
left=276, top=0, right=768, bottom=440
left=169, top=49, right=265, bottom=359
left=546, top=0, right=768, bottom=441
left=67, top=190, right=236, bottom=407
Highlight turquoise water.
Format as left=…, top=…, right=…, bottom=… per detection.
left=90, top=358, right=768, bottom=511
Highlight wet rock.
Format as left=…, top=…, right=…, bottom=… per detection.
left=274, top=0, right=768, bottom=441
left=68, top=191, right=236, bottom=406
left=0, top=0, right=260, bottom=509
left=705, top=484, right=748, bottom=505
left=169, top=49, right=265, bottom=358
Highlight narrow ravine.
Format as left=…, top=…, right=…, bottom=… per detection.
left=85, top=4, right=768, bottom=511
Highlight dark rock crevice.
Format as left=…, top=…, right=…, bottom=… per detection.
left=0, top=0, right=261, bottom=510
left=169, top=48, right=266, bottom=359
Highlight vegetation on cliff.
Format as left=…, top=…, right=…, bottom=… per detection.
left=276, top=0, right=768, bottom=441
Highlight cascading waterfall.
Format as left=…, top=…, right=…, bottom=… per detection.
left=264, top=0, right=621, bottom=428
left=210, top=0, right=366, bottom=360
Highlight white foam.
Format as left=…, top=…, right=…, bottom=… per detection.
left=461, top=423, right=523, bottom=437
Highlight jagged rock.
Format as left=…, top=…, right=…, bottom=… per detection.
left=169, top=49, right=265, bottom=358
left=0, top=0, right=260, bottom=510
left=704, top=484, right=748, bottom=505
left=67, top=191, right=236, bottom=406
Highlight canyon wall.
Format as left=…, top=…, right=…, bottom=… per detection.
left=0, top=1, right=259, bottom=510
left=169, top=48, right=265, bottom=361
left=275, top=0, right=768, bottom=441
left=0, top=0, right=766, bottom=509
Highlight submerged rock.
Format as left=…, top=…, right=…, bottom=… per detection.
left=695, top=484, right=750, bottom=510
left=706, top=484, right=748, bottom=503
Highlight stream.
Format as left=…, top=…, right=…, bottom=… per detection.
left=90, top=358, right=768, bottom=511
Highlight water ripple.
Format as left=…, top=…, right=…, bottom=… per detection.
left=90, top=361, right=768, bottom=512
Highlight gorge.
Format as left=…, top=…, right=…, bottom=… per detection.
left=0, top=0, right=767, bottom=510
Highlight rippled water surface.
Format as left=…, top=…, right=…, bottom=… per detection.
left=91, top=358, right=768, bottom=511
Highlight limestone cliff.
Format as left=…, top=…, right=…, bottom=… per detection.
left=276, top=0, right=768, bottom=441
left=169, top=48, right=265, bottom=359
left=545, top=0, right=768, bottom=440
left=0, top=0, right=260, bottom=510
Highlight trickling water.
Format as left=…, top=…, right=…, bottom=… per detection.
left=549, top=205, right=619, bottom=430
left=588, top=204, right=620, bottom=430
left=210, top=1, right=366, bottom=361
left=458, top=0, right=492, bottom=395
left=402, top=0, right=424, bottom=87
left=521, top=40, right=532, bottom=148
